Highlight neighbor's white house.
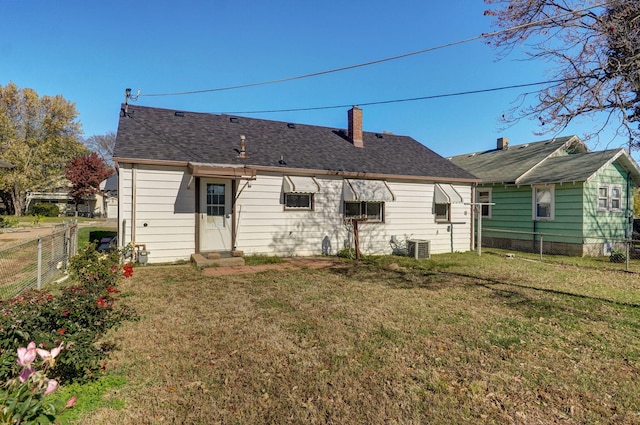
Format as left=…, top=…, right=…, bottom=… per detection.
left=113, top=105, right=479, bottom=264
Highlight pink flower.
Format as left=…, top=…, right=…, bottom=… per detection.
left=19, top=367, right=33, bottom=383
left=37, top=343, right=63, bottom=361
left=43, top=379, right=58, bottom=395
left=66, top=396, right=77, bottom=408
left=17, top=342, right=37, bottom=367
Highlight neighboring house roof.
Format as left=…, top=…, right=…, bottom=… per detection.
left=449, top=136, right=640, bottom=186
left=114, top=105, right=478, bottom=182
left=100, top=174, right=118, bottom=192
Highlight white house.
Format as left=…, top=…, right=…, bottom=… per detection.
left=113, top=105, right=479, bottom=264
left=99, top=174, right=118, bottom=219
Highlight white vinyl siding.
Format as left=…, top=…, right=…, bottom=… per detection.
left=118, top=164, right=195, bottom=263
left=120, top=166, right=474, bottom=262
left=235, top=174, right=472, bottom=256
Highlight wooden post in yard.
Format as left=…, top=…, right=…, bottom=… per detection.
left=353, top=219, right=361, bottom=260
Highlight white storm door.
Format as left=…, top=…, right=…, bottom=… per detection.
left=199, top=179, right=232, bottom=251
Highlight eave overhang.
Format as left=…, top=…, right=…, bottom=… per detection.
left=113, top=157, right=480, bottom=184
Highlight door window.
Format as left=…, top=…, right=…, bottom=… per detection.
left=207, top=184, right=225, bottom=216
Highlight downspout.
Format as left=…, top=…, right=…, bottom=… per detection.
left=231, top=179, right=237, bottom=250
left=131, top=165, right=137, bottom=246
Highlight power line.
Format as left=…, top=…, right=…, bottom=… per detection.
left=219, top=79, right=567, bottom=115
left=137, top=3, right=605, bottom=98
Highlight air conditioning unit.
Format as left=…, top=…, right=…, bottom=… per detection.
left=407, top=239, right=430, bottom=259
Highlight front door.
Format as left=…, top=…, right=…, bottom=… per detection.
left=199, top=179, right=232, bottom=252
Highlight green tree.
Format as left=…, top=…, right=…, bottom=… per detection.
left=0, top=82, right=87, bottom=215
left=484, top=0, right=640, bottom=150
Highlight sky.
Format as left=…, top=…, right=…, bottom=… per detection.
left=0, top=0, right=635, bottom=161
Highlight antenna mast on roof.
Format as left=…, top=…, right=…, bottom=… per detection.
left=123, top=88, right=140, bottom=115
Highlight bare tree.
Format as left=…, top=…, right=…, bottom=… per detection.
left=484, top=0, right=640, bottom=150
left=85, top=131, right=116, bottom=165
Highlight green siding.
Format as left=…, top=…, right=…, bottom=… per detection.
left=537, top=184, right=583, bottom=243
left=481, top=185, right=533, bottom=242
left=478, top=159, right=637, bottom=246
left=583, top=162, right=634, bottom=240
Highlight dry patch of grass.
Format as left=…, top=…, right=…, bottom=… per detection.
left=79, top=252, right=640, bottom=424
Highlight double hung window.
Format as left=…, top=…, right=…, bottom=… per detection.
left=533, top=185, right=554, bottom=221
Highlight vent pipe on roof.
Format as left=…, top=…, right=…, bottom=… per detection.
left=497, top=137, right=509, bottom=150
left=238, top=135, right=248, bottom=159
left=348, top=106, right=363, bottom=148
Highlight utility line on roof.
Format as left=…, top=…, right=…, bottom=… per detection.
left=219, top=79, right=567, bottom=114
left=136, top=3, right=605, bottom=98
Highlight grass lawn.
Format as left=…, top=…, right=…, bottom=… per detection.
left=75, top=251, right=640, bottom=424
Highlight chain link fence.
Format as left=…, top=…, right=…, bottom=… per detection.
left=479, top=227, right=640, bottom=273
left=0, top=221, right=78, bottom=299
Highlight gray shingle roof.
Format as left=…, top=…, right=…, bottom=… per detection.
left=114, top=105, right=477, bottom=181
left=517, top=149, right=622, bottom=184
left=449, top=136, right=640, bottom=186
left=449, top=136, right=585, bottom=183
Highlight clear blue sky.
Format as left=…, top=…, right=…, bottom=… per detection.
left=0, top=0, right=633, bottom=160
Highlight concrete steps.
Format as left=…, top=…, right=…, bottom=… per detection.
left=191, top=251, right=245, bottom=268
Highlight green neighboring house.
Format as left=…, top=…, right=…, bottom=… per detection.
left=450, top=136, right=640, bottom=256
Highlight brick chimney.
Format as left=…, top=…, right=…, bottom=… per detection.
left=497, top=137, right=509, bottom=150
left=348, top=106, right=363, bottom=148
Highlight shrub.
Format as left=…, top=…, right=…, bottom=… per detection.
left=28, top=202, right=60, bottom=217
left=0, top=216, right=19, bottom=229
left=610, top=250, right=626, bottom=263
left=0, top=243, right=136, bottom=385
left=337, top=247, right=356, bottom=259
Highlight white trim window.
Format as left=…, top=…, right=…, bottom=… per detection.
left=344, top=201, right=384, bottom=223
left=477, top=188, right=492, bottom=218
left=611, top=186, right=622, bottom=210
left=598, top=184, right=623, bottom=211
left=533, top=185, right=554, bottom=221
left=597, top=186, right=609, bottom=210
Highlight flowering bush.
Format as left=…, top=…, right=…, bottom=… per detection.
left=0, top=342, right=76, bottom=424
left=0, top=242, right=136, bottom=386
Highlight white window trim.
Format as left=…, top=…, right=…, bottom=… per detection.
left=532, top=185, right=555, bottom=221
left=477, top=188, right=492, bottom=219
left=610, top=184, right=623, bottom=211
left=597, top=184, right=623, bottom=212
left=597, top=185, right=609, bottom=211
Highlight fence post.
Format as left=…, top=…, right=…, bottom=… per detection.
left=539, top=235, right=543, bottom=260
left=477, top=211, right=483, bottom=256
left=626, top=239, right=630, bottom=272
left=37, top=238, right=42, bottom=290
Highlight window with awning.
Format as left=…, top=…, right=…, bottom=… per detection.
left=434, top=183, right=462, bottom=222
left=282, top=176, right=320, bottom=194
left=282, top=176, right=320, bottom=210
left=343, top=179, right=395, bottom=202
left=434, top=183, right=463, bottom=204
left=343, top=180, right=393, bottom=223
